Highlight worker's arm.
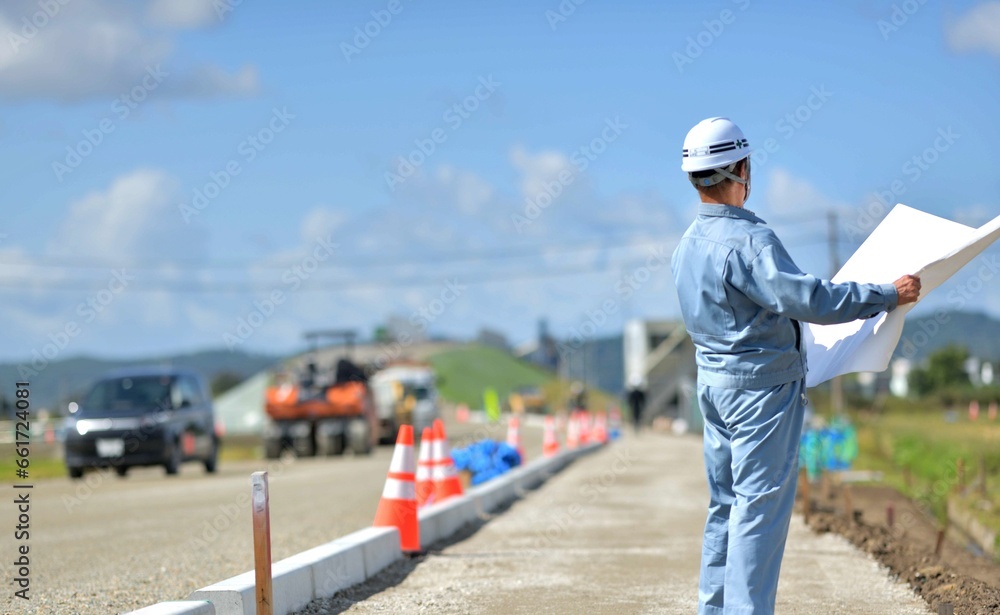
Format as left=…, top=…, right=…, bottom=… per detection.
left=729, top=241, right=899, bottom=325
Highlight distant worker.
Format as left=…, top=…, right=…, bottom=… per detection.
left=671, top=117, right=921, bottom=614
left=626, top=375, right=646, bottom=433
left=569, top=381, right=587, bottom=411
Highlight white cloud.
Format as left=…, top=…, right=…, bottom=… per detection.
left=946, top=1, right=1000, bottom=56
left=51, top=168, right=208, bottom=263
left=764, top=167, right=850, bottom=217
left=0, top=149, right=688, bottom=360
left=0, top=0, right=257, bottom=102
left=300, top=207, right=348, bottom=243
left=434, top=165, right=494, bottom=215
left=954, top=204, right=998, bottom=227
left=147, top=0, right=219, bottom=29
left=509, top=145, right=578, bottom=201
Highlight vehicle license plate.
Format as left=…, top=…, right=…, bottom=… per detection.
left=96, top=439, right=124, bottom=457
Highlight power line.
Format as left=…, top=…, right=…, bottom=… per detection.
left=0, top=230, right=675, bottom=271
left=0, top=253, right=677, bottom=294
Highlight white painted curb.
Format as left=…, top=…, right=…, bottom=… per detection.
left=182, top=527, right=402, bottom=615
left=132, top=440, right=605, bottom=615
left=124, top=601, right=215, bottom=615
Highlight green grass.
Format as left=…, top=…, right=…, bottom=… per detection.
left=0, top=454, right=69, bottom=481
left=219, top=439, right=261, bottom=462
left=0, top=439, right=264, bottom=483
left=427, top=343, right=619, bottom=412
left=853, top=409, right=1000, bottom=526
left=429, top=344, right=551, bottom=408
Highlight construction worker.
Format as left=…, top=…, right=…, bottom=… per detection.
left=671, top=117, right=921, bottom=614
left=626, top=375, right=646, bottom=433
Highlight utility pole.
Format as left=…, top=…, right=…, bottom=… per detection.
left=828, top=210, right=845, bottom=415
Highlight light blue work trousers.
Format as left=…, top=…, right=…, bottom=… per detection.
left=697, top=379, right=805, bottom=615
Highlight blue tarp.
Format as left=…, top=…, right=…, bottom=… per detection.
left=451, top=439, right=522, bottom=486
left=799, top=417, right=858, bottom=480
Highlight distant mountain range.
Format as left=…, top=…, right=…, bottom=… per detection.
left=5, top=309, right=996, bottom=413
left=897, top=310, right=1000, bottom=363
left=558, top=310, right=1000, bottom=396
left=2, top=349, right=281, bottom=413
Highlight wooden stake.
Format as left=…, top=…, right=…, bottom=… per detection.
left=979, top=457, right=988, bottom=497
left=886, top=503, right=894, bottom=529
left=934, top=526, right=946, bottom=557
left=801, top=469, right=811, bottom=524
left=842, top=484, right=853, bottom=521
left=251, top=471, right=273, bottom=615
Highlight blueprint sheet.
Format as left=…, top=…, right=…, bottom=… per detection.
left=804, top=204, right=1000, bottom=387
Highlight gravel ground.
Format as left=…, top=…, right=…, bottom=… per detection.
left=806, top=483, right=1000, bottom=614
left=1, top=416, right=535, bottom=615
left=296, top=433, right=930, bottom=614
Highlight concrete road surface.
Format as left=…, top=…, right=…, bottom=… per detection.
left=317, top=433, right=929, bottom=614
left=2, top=416, right=531, bottom=615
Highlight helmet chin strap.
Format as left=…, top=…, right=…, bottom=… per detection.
left=690, top=158, right=751, bottom=204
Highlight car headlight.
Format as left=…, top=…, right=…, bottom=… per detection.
left=74, top=418, right=113, bottom=435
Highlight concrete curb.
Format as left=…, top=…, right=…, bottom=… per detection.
left=124, top=602, right=215, bottom=615
left=127, top=441, right=604, bottom=615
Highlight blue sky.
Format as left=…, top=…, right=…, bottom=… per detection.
left=1, top=0, right=998, bottom=362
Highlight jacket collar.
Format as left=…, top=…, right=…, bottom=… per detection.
left=697, top=203, right=767, bottom=225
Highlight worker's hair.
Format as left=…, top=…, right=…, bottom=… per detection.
left=690, top=158, right=748, bottom=200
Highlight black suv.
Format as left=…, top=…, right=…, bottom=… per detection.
left=64, top=368, right=219, bottom=478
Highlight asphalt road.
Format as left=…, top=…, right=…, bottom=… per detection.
left=2, top=416, right=536, bottom=615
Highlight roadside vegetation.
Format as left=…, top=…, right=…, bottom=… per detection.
left=824, top=345, right=1000, bottom=551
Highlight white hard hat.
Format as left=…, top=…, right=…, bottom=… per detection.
left=680, top=117, right=751, bottom=173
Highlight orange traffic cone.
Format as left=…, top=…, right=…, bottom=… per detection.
left=566, top=413, right=580, bottom=450
left=416, top=427, right=434, bottom=507
left=431, top=419, right=464, bottom=502
left=990, top=402, right=998, bottom=421
left=543, top=416, right=560, bottom=457
left=970, top=400, right=980, bottom=421
left=373, top=424, right=420, bottom=552
left=507, top=415, right=525, bottom=462
left=593, top=412, right=608, bottom=444
left=578, top=411, right=591, bottom=445
left=556, top=411, right=567, bottom=434
left=456, top=404, right=470, bottom=423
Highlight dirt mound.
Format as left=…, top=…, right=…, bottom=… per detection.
left=805, top=485, right=1000, bottom=614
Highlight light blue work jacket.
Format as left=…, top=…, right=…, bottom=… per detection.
left=671, top=203, right=898, bottom=389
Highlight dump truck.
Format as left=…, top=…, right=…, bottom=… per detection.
left=369, top=362, right=440, bottom=443
left=262, top=330, right=375, bottom=458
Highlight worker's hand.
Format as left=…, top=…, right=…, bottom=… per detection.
left=893, top=274, right=921, bottom=305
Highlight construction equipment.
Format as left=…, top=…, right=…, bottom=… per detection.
left=508, top=385, right=547, bottom=414
left=262, top=330, right=375, bottom=459
left=369, top=362, right=440, bottom=443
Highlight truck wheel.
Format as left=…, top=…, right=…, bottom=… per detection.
left=68, top=466, right=84, bottom=479
left=377, top=421, right=396, bottom=446
left=204, top=439, right=219, bottom=474
left=317, top=432, right=344, bottom=457
left=115, top=465, right=129, bottom=477
left=264, top=437, right=283, bottom=460
left=348, top=419, right=372, bottom=456
left=293, top=437, right=316, bottom=458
